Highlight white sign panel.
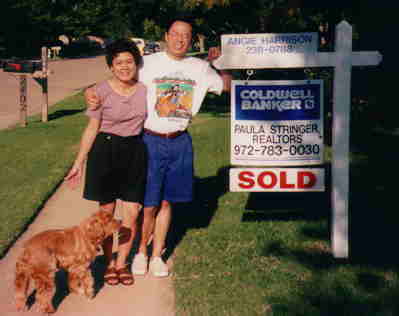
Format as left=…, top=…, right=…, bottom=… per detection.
left=214, top=32, right=318, bottom=69
left=231, top=80, right=324, bottom=166
left=219, top=22, right=383, bottom=258
left=230, top=168, right=325, bottom=192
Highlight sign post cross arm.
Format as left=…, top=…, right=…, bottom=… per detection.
left=214, top=20, right=382, bottom=258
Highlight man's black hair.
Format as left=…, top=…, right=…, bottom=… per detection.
left=105, top=39, right=143, bottom=68
left=165, top=16, right=197, bottom=38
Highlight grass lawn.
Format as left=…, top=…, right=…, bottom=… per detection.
left=0, top=93, right=86, bottom=256
left=172, top=116, right=399, bottom=315
left=1, top=93, right=399, bottom=315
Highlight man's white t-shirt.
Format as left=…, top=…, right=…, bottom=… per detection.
left=139, top=52, right=224, bottom=133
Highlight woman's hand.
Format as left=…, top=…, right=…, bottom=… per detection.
left=85, top=86, right=101, bottom=110
left=65, top=117, right=101, bottom=190
left=64, top=163, right=83, bottom=190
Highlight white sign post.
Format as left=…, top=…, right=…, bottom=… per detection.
left=214, top=21, right=382, bottom=258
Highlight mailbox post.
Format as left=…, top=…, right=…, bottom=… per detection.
left=41, top=47, right=48, bottom=122
left=19, top=75, right=28, bottom=127
left=3, top=59, right=40, bottom=127
left=2, top=50, right=48, bottom=126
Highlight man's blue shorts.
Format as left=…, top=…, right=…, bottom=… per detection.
left=142, top=132, right=194, bottom=207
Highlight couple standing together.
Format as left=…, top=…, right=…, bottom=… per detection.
left=65, top=17, right=231, bottom=286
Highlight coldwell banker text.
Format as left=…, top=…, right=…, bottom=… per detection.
left=240, top=88, right=315, bottom=111
left=235, top=84, right=321, bottom=121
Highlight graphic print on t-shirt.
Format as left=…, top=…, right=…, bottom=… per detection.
left=154, top=72, right=195, bottom=119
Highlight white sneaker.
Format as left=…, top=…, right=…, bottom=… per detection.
left=149, top=257, right=169, bottom=277
left=131, top=253, right=148, bottom=275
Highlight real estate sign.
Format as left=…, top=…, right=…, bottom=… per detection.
left=230, top=168, right=325, bottom=192
left=217, top=33, right=318, bottom=69
left=216, top=23, right=382, bottom=258
left=231, top=80, right=324, bottom=166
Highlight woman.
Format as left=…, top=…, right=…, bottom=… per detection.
left=65, top=39, right=147, bottom=286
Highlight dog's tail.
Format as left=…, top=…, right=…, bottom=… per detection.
left=14, top=255, right=31, bottom=311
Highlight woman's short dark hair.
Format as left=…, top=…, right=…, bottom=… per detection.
left=105, top=39, right=143, bottom=68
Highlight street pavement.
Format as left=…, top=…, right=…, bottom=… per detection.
left=0, top=56, right=110, bottom=130
left=0, top=56, right=176, bottom=315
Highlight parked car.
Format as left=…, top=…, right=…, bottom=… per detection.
left=143, top=42, right=161, bottom=55
left=130, top=38, right=145, bottom=55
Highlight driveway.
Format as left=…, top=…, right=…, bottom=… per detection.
left=0, top=56, right=110, bottom=130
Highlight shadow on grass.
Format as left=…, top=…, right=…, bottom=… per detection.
left=200, top=93, right=230, bottom=117
left=242, top=190, right=331, bottom=222
left=349, top=131, right=399, bottom=265
left=266, top=248, right=399, bottom=316
left=242, top=164, right=331, bottom=226
left=242, top=129, right=399, bottom=264
left=260, top=131, right=399, bottom=315
left=269, top=275, right=399, bottom=316
left=48, top=109, right=84, bottom=121
left=164, top=166, right=229, bottom=260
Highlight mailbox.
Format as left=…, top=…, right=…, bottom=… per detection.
left=2, top=60, right=42, bottom=73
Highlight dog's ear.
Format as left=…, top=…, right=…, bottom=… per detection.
left=84, top=214, right=106, bottom=245
left=98, top=209, right=113, bottom=223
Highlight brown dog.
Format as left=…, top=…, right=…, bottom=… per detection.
left=14, top=209, right=121, bottom=314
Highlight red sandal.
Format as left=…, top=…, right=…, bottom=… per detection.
left=117, top=267, right=134, bottom=286
left=104, top=267, right=119, bottom=286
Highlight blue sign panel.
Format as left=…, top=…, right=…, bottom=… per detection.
left=235, top=84, right=321, bottom=121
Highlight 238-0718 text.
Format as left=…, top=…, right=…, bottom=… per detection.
left=233, top=144, right=320, bottom=156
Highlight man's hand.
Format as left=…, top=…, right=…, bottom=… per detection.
left=207, top=47, right=222, bottom=63
left=85, top=86, right=101, bottom=110
left=207, top=46, right=231, bottom=92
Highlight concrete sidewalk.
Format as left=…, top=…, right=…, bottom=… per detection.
left=0, top=180, right=175, bottom=316
left=0, top=56, right=176, bottom=315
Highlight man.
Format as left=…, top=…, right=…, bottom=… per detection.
left=86, top=17, right=231, bottom=277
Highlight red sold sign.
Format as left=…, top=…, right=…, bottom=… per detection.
left=230, top=168, right=324, bottom=192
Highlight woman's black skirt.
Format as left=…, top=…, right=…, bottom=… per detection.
left=83, top=132, right=147, bottom=204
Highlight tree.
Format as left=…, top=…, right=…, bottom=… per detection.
left=183, top=0, right=232, bottom=9
left=1, top=0, right=136, bottom=57
left=143, top=19, right=163, bottom=41
left=1, top=0, right=55, bottom=57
